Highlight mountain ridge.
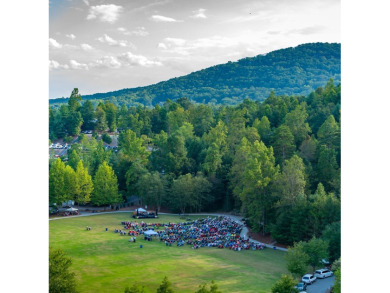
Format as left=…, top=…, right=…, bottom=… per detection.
left=50, top=42, right=340, bottom=106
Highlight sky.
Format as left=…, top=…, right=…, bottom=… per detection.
left=49, top=0, right=340, bottom=99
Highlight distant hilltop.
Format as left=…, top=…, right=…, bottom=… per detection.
left=50, top=42, right=340, bottom=107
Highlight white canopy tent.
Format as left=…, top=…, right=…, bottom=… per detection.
left=143, top=230, right=158, bottom=236
left=66, top=207, right=78, bottom=212
left=136, top=208, right=147, bottom=213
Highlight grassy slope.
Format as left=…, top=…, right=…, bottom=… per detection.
left=49, top=214, right=287, bottom=293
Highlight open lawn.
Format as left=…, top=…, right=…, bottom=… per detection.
left=49, top=213, right=288, bottom=293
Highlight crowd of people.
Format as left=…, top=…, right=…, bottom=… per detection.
left=116, top=216, right=266, bottom=251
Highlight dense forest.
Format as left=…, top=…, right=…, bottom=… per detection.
left=49, top=79, right=340, bottom=261
left=49, top=43, right=340, bottom=108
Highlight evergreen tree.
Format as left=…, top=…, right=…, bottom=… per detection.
left=321, top=221, right=341, bottom=262
left=276, top=155, right=306, bottom=206
left=316, top=145, right=338, bottom=192
left=284, top=104, right=311, bottom=147
left=299, top=135, right=318, bottom=162
left=195, top=281, right=222, bottom=293
left=317, top=115, right=340, bottom=150
left=95, top=105, right=107, bottom=131
left=49, top=247, right=78, bottom=293
left=80, top=100, right=95, bottom=130
left=272, top=125, right=295, bottom=165
left=241, top=140, right=279, bottom=234
left=103, top=101, right=118, bottom=132
left=156, top=276, right=174, bottom=293
left=253, top=116, right=272, bottom=145
left=67, top=88, right=81, bottom=112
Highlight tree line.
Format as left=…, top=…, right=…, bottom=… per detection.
left=49, top=79, right=340, bottom=249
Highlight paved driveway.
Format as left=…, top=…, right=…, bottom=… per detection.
left=306, top=276, right=334, bottom=293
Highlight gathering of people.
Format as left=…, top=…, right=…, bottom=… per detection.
left=115, top=216, right=266, bottom=251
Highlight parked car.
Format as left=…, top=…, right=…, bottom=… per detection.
left=49, top=206, right=59, bottom=215
left=295, top=282, right=307, bottom=291
left=314, top=268, right=333, bottom=279
left=302, top=274, right=316, bottom=285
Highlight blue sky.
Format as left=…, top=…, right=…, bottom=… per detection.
left=49, top=0, right=340, bottom=99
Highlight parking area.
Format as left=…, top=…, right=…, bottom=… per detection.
left=306, top=276, right=335, bottom=293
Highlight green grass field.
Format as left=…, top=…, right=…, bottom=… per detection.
left=49, top=213, right=288, bottom=293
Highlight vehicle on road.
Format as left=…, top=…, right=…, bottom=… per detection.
left=302, top=274, right=316, bottom=285
left=314, top=268, right=333, bottom=279
left=295, top=282, right=307, bottom=291
left=49, top=206, right=59, bottom=215
left=132, top=208, right=158, bottom=219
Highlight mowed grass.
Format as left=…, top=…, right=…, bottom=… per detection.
left=49, top=213, right=288, bottom=293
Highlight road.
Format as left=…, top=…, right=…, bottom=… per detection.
left=306, top=276, right=335, bottom=293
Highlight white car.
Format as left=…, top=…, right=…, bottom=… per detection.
left=314, top=268, right=333, bottom=279
left=302, top=274, right=316, bottom=285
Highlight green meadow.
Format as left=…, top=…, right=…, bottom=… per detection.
left=49, top=213, right=288, bottom=293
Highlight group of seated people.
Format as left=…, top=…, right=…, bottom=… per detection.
left=116, top=216, right=265, bottom=251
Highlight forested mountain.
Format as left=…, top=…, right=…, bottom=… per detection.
left=50, top=42, right=340, bottom=107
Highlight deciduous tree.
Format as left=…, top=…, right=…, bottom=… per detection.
left=92, top=162, right=121, bottom=206
left=49, top=158, right=66, bottom=205
left=286, top=242, right=309, bottom=277
left=271, top=275, right=299, bottom=293
left=75, top=160, right=93, bottom=205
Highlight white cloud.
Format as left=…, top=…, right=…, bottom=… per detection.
left=70, top=59, right=89, bottom=70
left=118, top=52, right=162, bottom=67
left=151, top=15, right=179, bottom=22
left=157, top=43, right=168, bottom=50
left=87, top=4, right=122, bottom=23
left=80, top=43, right=93, bottom=51
left=93, top=56, right=122, bottom=69
left=49, top=38, right=62, bottom=49
left=157, top=36, right=240, bottom=56
left=191, top=8, right=207, bottom=19
left=118, top=26, right=149, bottom=37
left=49, top=60, right=69, bottom=70
left=66, top=34, right=76, bottom=40
left=82, top=0, right=89, bottom=6
left=97, top=34, right=130, bottom=47
left=165, top=38, right=186, bottom=46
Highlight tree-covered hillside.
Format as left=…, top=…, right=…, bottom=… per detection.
left=50, top=42, right=340, bottom=107
left=50, top=80, right=340, bottom=254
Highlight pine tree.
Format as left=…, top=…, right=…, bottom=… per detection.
left=272, top=125, right=295, bottom=165
left=276, top=155, right=306, bottom=206
left=49, top=247, right=78, bottom=293
left=156, top=276, right=174, bottom=293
